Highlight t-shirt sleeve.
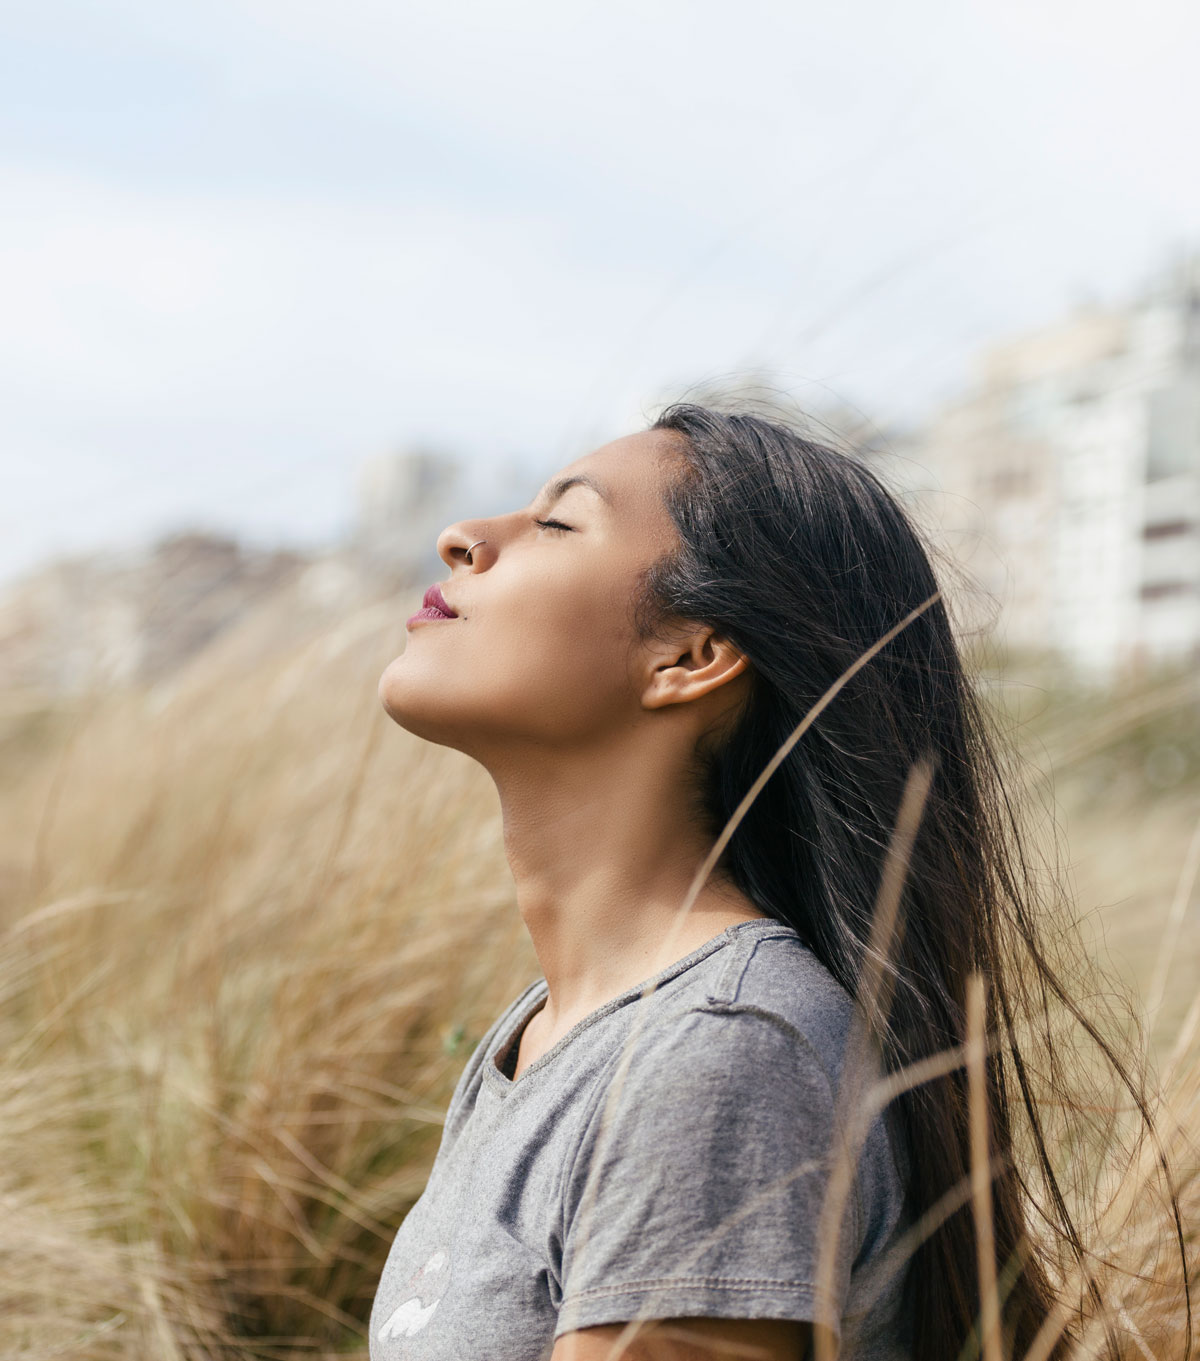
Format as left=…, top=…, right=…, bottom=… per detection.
left=554, top=1003, right=863, bottom=1340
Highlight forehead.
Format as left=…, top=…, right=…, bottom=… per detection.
left=543, top=429, right=686, bottom=508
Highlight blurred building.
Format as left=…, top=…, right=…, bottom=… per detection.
left=910, top=249, right=1200, bottom=685
left=0, top=531, right=311, bottom=694
left=352, top=448, right=462, bottom=584
left=0, top=449, right=468, bottom=698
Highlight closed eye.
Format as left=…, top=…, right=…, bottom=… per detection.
left=533, top=518, right=573, bottom=532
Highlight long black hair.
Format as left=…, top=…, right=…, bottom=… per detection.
left=632, top=401, right=1190, bottom=1360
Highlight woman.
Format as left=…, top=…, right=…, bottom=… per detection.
left=369, top=403, right=1185, bottom=1360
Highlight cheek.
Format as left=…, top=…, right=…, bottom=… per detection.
left=501, top=602, right=633, bottom=722
left=378, top=592, right=638, bottom=744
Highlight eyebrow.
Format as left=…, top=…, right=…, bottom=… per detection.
left=537, top=473, right=612, bottom=508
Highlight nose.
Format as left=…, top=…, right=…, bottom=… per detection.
left=437, top=522, right=491, bottom=571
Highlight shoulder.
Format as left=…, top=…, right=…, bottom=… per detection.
left=581, top=924, right=862, bottom=1131
left=554, top=933, right=900, bottom=1336
left=572, top=926, right=906, bottom=1245
left=653, top=923, right=861, bottom=1088
left=700, top=926, right=911, bottom=1251
left=585, top=1001, right=843, bottom=1177
left=709, top=924, right=855, bottom=1022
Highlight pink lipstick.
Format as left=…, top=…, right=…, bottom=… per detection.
left=407, top=583, right=459, bottom=628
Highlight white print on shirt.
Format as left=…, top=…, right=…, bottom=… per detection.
left=377, top=1249, right=451, bottom=1343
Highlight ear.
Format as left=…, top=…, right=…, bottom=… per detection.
left=640, top=626, right=751, bottom=711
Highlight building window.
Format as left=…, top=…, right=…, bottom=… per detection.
left=1143, top=519, right=1196, bottom=539
left=1146, top=379, right=1200, bottom=482
left=1140, top=581, right=1195, bottom=599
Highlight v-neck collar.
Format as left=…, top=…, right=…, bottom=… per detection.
left=483, top=918, right=797, bottom=1095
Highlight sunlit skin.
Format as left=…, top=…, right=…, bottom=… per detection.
left=377, top=428, right=811, bottom=1359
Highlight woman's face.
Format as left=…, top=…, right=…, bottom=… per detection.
left=377, top=428, right=690, bottom=756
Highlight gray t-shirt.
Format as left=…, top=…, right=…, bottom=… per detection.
left=369, top=918, right=913, bottom=1359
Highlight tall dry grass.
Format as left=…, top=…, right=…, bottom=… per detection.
left=1, top=597, right=536, bottom=1358
left=0, top=595, right=1196, bottom=1358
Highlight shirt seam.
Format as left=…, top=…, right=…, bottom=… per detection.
left=705, top=927, right=804, bottom=1006
left=564, top=1274, right=819, bottom=1297
left=555, top=1278, right=841, bottom=1342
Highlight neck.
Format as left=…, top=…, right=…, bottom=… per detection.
left=483, top=724, right=768, bottom=1036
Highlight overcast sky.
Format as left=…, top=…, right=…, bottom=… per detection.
left=2, top=0, right=1198, bottom=587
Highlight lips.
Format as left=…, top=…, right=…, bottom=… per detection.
left=407, top=582, right=459, bottom=627
left=423, top=584, right=457, bottom=617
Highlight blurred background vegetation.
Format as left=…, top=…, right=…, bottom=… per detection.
left=0, top=582, right=1196, bottom=1357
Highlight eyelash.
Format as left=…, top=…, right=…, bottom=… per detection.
left=533, top=517, right=573, bottom=533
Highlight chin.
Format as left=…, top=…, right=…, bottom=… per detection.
left=378, top=658, right=419, bottom=726
left=377, top=661, right=462, bottom=750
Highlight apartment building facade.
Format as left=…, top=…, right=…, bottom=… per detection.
left=909, top=254, right=1200, bottom=685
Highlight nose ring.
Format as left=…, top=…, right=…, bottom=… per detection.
left=466, top=539, right=487, bottom=564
